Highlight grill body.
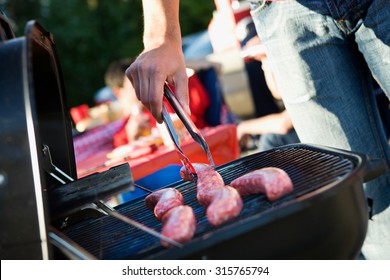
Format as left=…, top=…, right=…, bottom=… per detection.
left=63, top=145, right=371, bottom=260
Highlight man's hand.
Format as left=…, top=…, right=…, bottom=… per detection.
left=126, top=43, right=189, bottom=123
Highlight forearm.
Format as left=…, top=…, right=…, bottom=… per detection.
left=142, top=0, right=182, bottom=51
left=237, top=110, right=293, bottom=137
left=128, top=0, right=188, bottom=123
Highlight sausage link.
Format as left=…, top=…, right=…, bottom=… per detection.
left=180, top=163, right=225, bottom=206
left=145, top=188, right=184, bottom=220
left=181, top=163, right=243, bottom=226
left=160, top=205, right=197, bottom=247
left=206, top=186, right=243, bottom=226
left=230, top=167, right=293, bottom=201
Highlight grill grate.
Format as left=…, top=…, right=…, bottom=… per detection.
left=61, top=145, right=357, bottom=259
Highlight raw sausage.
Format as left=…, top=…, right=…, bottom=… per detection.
left=206, top=186, right=243, bottom=226
left=160, top=205, right=197, bottom=247
left=145, top=188, right=196, bottom=247
left=180, top=163, right=225, bottom=206
left=145, top=188, right=184, bottom=220
left=180, top=163, right=243, bottom=226
left=230, top=167, right=293, bottom=201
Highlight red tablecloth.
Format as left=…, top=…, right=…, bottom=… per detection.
left=73, top=119, right=126, bottom=162
left=75, top=124, right=239, bottom=181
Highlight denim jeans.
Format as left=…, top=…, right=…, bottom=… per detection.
left=258, top=129, right=300, bottom=151
left=250, top=0, right=390, bottom=259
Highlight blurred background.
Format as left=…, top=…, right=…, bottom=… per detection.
left=2, top=0, right=293, bottom=160
left=0, top=0, right=215, bottom=108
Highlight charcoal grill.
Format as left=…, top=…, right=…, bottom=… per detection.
left=0, top=16, right=387, bottom=260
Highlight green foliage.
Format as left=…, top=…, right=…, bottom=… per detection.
left=179, top=1, right=215, bottom=35
left=1, top=0, right=215, bottom=108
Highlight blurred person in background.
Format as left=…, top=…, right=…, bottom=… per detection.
left=126, top=0, right=390, bottom=259
left=104, top=58, right=156, bottom=147
left=93, top=86, right=116, bottom=105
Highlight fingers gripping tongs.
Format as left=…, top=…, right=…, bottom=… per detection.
left=162, top=83, right=215, bottom=178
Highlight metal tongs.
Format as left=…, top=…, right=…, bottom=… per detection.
left=162, top=83, right=215, bottom=178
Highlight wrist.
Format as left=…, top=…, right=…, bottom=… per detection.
left=143, top=34, right=181, bottom=52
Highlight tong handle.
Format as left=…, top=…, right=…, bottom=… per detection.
left=163, top=84, right=215, bottom=168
